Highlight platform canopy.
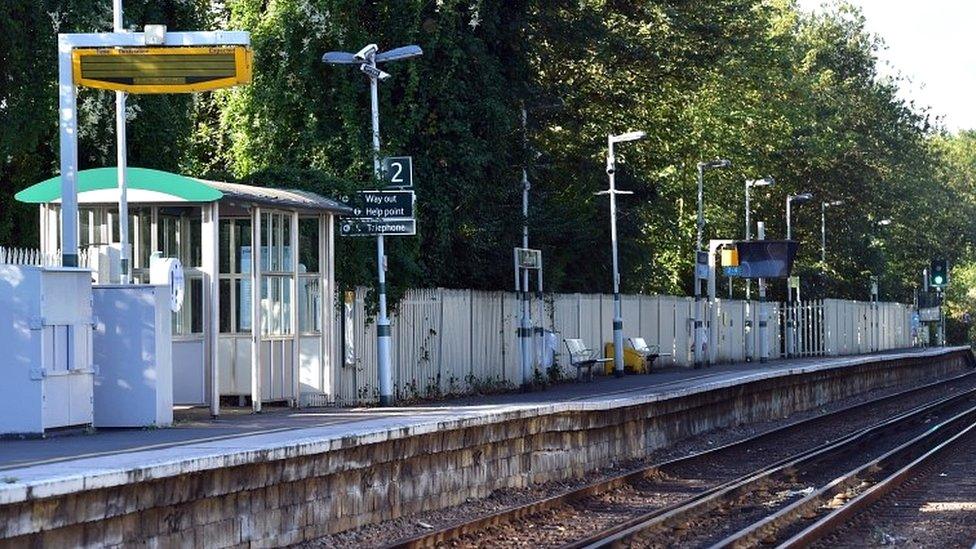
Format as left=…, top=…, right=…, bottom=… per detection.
left=16, top=167, right=222, bottom=204
left=16, top=167, right=353, bottom=213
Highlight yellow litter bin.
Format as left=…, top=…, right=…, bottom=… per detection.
left=603, top=342, right=650, bottom=374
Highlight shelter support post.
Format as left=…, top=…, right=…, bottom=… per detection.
left=204, top=202, right=220, bottom=417
left=291, top=210, right=300, bottom=407
left=251, top=206, right=262, bottom=412
left=58, top=37, right=79, bottom=266
left=320, top=214, right=333, bottom=399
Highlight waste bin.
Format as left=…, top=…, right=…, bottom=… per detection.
left=603, top=342, right=651, bottom=374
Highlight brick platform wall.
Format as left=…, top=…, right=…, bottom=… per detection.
left=1, top=350, right=971, bottom=547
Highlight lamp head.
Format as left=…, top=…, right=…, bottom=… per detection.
left=375, top=45, right=423, bottom=63
left=825, top=199, right=844, bottom=207
left=790, top=192, right=814, bottom=204
left=700, top=158, right=732, bottom=170
left=322, top=51, right=359, bottom=65
left=609, top=131, right=646, bottom=144
left=747, top=177, right=775, bottom=188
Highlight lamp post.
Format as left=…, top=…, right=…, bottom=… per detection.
left=869, top=218, right=892, bottom=352
left=820, top=200, right=844, bottom=267
left=785, top=192, right=813, bottom=358
left=694, top=158, right=731, bottom=369
left=597, top=131, right=645, bottom=378
left=744, top=177, right=774, bottom=362
left=517, top=100, right=560, bottom=389
left=786, top=192, right=813, bottom=242
left=322, top=43, right=423, bottom=406
left=745, top=178, right=775, bottom=299
left=113, top=0, right=131, bottom=284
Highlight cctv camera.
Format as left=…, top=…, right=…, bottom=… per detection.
left=360, top=64, right=391, bottom=80
left=606, top=157, right=615, bottom=175
left=354, top=44, right=378, bottom=61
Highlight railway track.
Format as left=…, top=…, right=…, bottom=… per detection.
left=384, top=371, right=976, bottom=548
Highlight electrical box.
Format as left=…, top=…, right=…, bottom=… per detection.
left=0, top=265, right=94, bottom=435
left=92, top=285, right=173, bottom=428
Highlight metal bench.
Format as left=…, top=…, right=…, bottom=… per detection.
left=564, top=338, right=612, bottom=381
left=628, top=337, right=671, bottom=372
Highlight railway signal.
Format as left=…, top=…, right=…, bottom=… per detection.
left=930, top=258, right=949, bottom=288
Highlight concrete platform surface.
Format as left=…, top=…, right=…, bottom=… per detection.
left=0, top=347, right=966, bottom=506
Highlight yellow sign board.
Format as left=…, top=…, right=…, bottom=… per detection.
left=721, top=247, right=739, bottom=267
left=72, top=46, right=252, bottom=93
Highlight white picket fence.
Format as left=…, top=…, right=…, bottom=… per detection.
left=0, top=246, right=90, bottom=268
left=334, top=288, right=914, bottom=405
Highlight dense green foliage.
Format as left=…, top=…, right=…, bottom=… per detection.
left=3, top=0, right=976, bottom=309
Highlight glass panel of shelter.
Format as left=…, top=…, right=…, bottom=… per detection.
left=57, top=204, right=205, bottom=338
left=218, top=218, right=253, bottom=335
left=258, top=210, right=295, bottom=338
left=298, top=216, right=321, bottom=335
left=52, top=205, right=324, bottom=340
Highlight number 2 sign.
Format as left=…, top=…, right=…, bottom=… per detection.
left=382, top=156, right=413, bottom=188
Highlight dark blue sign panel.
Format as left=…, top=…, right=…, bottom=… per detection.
left=735, top=240, right=799, bottom=279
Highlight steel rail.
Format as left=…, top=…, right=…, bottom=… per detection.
left=566, top=385, right=976, bottom=549
left=778, top=411, right=976, bottom=548
left=384, top=372, right=976, bottom=549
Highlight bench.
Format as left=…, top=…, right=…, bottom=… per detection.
left=628, top=337, right=672, bottom=372
left=565, top=338, right=612, bottom=381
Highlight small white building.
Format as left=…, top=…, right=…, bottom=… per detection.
left=17, top=167, right=352, bottom=413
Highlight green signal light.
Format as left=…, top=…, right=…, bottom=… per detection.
left=935, top=275, right=945, bottom=284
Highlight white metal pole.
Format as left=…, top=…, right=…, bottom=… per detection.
left=694, top=165, right=705, bottom=368
left=208, top=203, right=220, bottom=417
left=537, top=267, right=544, bottom=370
left=821, top=202, right=827, bottom=266
left=370, top=57, right=394, bottom=407
left=291, top=210, right=300, bottom=404
left=519, top=106, right=533, bottom=388
left=744, top=182, right=753, bottom=361
left=113, top=0, right=130, bottom=283
left=58, top=37, right=79, bottom=267
left=758, top=221, right=769, bottom=363
left=609, top=139, right=624, bottom=377
left=251, top=206, right=262, bottom=413
left=745, top=182, right=751, bottom=300
left=785, top=196, right=794, bottom=358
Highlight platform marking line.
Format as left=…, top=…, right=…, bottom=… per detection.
left=0, top=419, right=363, bottom=472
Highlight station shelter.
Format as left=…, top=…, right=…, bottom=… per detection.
left=16, top=167, right=352, bottom=412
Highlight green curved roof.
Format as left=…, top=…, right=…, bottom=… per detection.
left=15, top=167, right=223, bottom=203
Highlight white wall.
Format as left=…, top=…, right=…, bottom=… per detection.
left=331, top=288, right=912, bottom=405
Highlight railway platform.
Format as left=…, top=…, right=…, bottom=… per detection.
left=0, top=346, right=971, bottom=546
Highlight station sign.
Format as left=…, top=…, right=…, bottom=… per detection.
left=72, top=45, right=253, bottom=93
left=382, top=156, right=413, bottom=188
left=695, top=250, right=710, bottom=280
left=347, top=190, right=414, bottom=219
left=340, top=218, right=416, bottom=237
left=515, top=248, right=542, bottom=270
left=918, top=307, right=940, bottom=322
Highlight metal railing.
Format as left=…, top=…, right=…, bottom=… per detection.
left=0, top=246, right=91, bottom=268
